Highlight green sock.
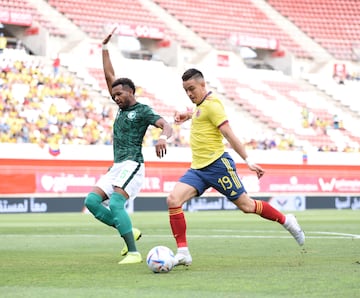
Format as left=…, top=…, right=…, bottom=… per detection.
left=109, top=192, right=137, bottom=252
left=84, top=192, right=114, bottom=227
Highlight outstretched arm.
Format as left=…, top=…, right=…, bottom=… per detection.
left=102, top=27, right=117, bottom=95
left=219, top=122, right=265, bottom=179
left=174, top=109, right=193, bottom=125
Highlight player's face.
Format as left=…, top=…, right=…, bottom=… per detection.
left=111, top=84, right=134, bottom=109
left=183, top=78, right=206, bottom=105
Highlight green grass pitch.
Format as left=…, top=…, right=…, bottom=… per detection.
left=1, top=210, right=359, bottom=298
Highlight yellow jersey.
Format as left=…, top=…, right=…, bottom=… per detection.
left=190, top=92, right=228, bottom=169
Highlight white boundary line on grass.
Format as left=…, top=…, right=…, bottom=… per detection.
left=2, top=231, right=360, bottom=239
left=310, top=231, right=360, bottom=238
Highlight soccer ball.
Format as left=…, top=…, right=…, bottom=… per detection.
left=146, top=245, right=175, bottom=273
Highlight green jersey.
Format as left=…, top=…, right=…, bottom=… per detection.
left=113, top=102, right=161, bottom=163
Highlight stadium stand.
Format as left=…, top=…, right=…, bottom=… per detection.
left=153, top=0, right=312, bottom=59
left=267, top=0, right=360, bottom=61
left=218, top=69, right=360, bottom=152
left=47, top=0, right=193, bottom=48
left=0, top=50, right=190, bottom=147
left=0, top=0, right=359, bottom=153
left=0, top=51, right=114, bottom=145
left=1, top=0, right=66, bottom=37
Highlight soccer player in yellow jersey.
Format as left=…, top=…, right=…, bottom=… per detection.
left=168, top=68, right=305, bottom=266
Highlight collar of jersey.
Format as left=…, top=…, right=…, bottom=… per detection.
left=197, top=91, right=212, bottom=106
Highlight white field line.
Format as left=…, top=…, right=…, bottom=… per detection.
left=1, top=231, right=360, bottom=239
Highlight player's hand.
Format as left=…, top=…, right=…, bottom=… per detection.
left=174, top=111, right=189, bottom=124
left=155, top=139, right=167, bottom=158
left=103, top=27, right=116, bottom=45
left=248, top=163, right=265, bottom=179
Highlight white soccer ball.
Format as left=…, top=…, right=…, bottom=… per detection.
left=146, top=245, right=175, bottom=273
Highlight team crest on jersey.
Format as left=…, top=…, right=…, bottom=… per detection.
left=196, top=109, right=201, bottom=117
left=127, top=111, right=136, bottom=120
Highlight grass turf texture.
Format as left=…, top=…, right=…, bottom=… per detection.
left=0, top=210, right=359, bottom=298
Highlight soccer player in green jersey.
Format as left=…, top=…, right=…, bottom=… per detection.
left=84, top=28, right=172, bottom=265
left=167, top=68, right=305, bottom=266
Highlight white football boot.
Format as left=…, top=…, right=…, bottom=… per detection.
left=283, top=214, right=305, bottom=246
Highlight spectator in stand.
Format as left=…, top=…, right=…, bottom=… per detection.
left=333, top=114, right=339, bottom=129
left=53, top=55, right=60, bottom=77
left=0, top=33, right=7, bottom=54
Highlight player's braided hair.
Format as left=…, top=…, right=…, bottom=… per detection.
left=112, top=78, right=136, bottom=94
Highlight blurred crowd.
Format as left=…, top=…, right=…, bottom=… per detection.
left=0, top=51, right=358, bottom=152
left=0, top=53, right=113, bottom=148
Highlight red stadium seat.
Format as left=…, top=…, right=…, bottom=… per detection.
left=153, top=0, right=312, bottom=58
left=218, top=72, right=359, bottom=151
left=48, top=0, right=190, bottom=48
left=267, top=0, right=360, bottom=61
left=2, top=0, right=66, bottom=37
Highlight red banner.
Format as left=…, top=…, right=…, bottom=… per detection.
left=1, top=159, right=360, bottom=195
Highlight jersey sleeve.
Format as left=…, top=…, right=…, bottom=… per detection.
left=207, top=99, right=228, bottom=127
left=143, top=105, right=162, bottom=125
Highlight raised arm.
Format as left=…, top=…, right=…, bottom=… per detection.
left=102, top=28, right=117, bottom=95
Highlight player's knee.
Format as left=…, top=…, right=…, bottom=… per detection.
left=233, top=194, right=255, bottom=213
left=84, top=192, right=102, bottom=212
left=109, top=192, right=126, bottom=211
left=166, top=193, right=178, bottom=207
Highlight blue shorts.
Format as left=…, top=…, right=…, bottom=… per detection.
left=179, top=152, right=246, bottom=201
